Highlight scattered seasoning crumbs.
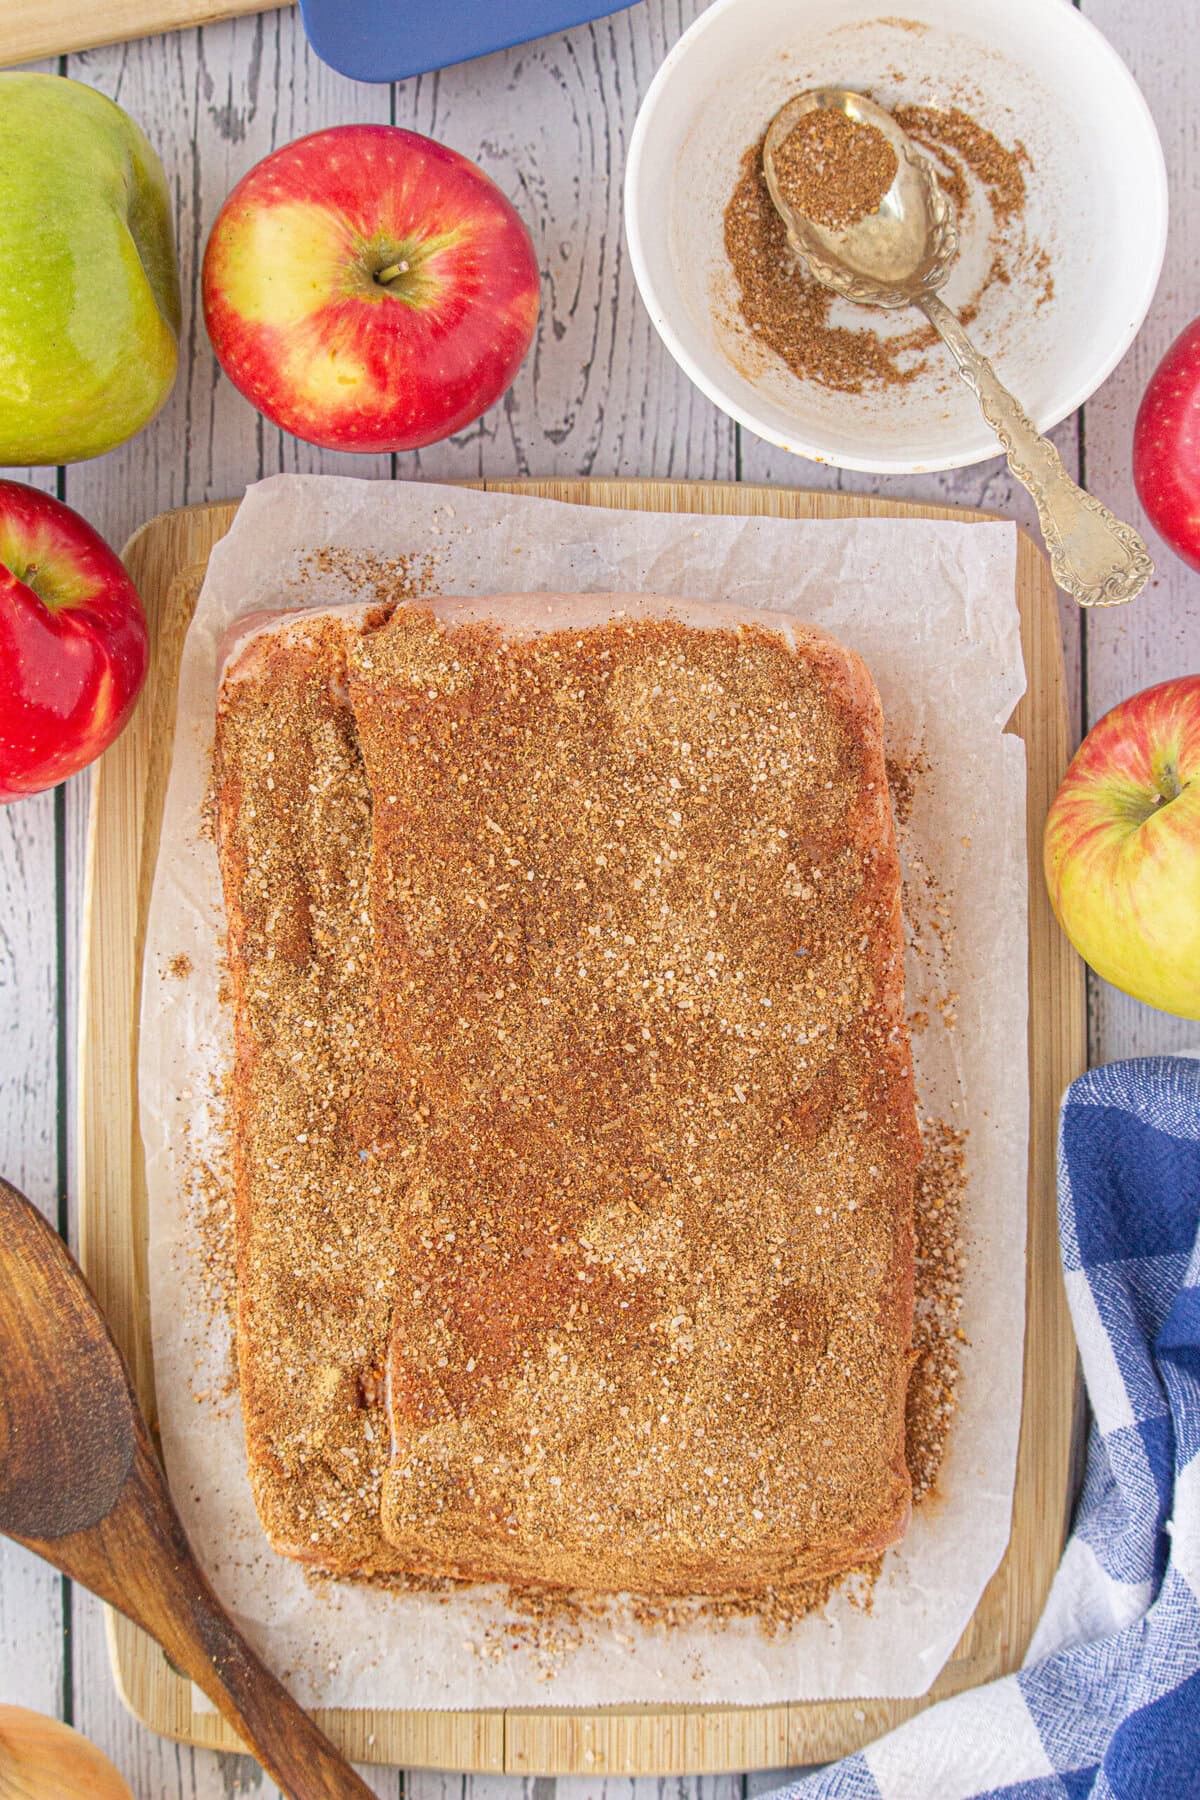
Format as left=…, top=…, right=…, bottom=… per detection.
left=893, top=104, right=1027, bottom=224
left=906, top=1120, right=968, bottom=1502
left=886, top=746, right=930, bottom=828
left=302, top=545, right=441, bottom=604
left=723, top=137, right=932, bottom=393
left=722, top=98, right=1041, bottom=394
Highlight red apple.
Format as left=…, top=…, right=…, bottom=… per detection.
left=1133, top=317, right=1200, bottom=573
left=0, top=480, right=148, bottom=803
left=202, top=125, right=540, bottom=454
left=1043, top=676, right=1200, bottom=1019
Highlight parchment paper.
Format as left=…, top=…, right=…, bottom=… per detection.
left=139, top=474, right=1028, bottom=1709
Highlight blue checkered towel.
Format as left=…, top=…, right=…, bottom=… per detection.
left=774, top=1055, right=1200, bottom=1800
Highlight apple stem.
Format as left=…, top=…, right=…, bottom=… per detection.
left=1155, top=758, right=1183, bottom=807
left=376, top=261, right=411, bottom=285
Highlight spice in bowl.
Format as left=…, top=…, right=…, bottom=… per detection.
left=721, top=98, right=1038, bottom=396
left=723, top=137, right=921, bottom=394
left=894, top=104, right=1025, bottom=225
left=770, top=107, right=898, bottom=231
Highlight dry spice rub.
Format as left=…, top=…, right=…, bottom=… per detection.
left=723, top=100, right=1033, bottom=394
left=215, top=596, right=922, bottom=1596
left=771, top=108, right=898, bottom=231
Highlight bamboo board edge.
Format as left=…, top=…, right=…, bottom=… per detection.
left=0, top=0, right=279, bottom=69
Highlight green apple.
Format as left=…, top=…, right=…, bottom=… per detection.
left=0, top=74, right=181, bottom=464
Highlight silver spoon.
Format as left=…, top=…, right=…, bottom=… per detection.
left=763, top=89, right=1152, bottom=608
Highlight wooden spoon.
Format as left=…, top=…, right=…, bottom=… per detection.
left=0, top=1176, right=377, bottom=1800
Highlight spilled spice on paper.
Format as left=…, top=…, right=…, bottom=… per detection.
left=302, top=545, right=441, bottom=604
left=907, top=1121, right=968, bottom=1502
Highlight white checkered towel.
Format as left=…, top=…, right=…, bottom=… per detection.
left=770, top=1056, right=1200, bottom=1800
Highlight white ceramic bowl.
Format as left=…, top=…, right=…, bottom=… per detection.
left=625, top=0, right=1167, bottom=474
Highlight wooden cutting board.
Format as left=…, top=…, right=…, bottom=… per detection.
left=1, top=0, right=272, bottom=67
left=77, top=478, right=1085, bottom=1775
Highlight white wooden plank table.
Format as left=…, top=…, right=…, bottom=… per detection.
left=2, top=3, right=1198, bottom=1795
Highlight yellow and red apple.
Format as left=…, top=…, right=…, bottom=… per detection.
left=0, top=480, right=148, bottom=803
left=1044, top=676, right=1200, bottom=1018
left=202, top=125, right=540, bottom=454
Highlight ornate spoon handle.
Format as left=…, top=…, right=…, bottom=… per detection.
left=919, top=291, right=1153, bottom=608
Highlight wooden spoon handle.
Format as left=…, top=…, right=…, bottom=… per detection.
left=18, top=1433, right=377, bottom=1800
left=0, top=1177, right=375, bottom=1797
left=151, top=1539, right=378, bottom=1800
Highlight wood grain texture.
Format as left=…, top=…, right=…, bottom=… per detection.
left=408, top=1779, right=747, bottom=1800
left=77, top=482, right=1081, bottom=1776
left=0, top=0, right=272, bottom=68
left=0, top=463, right=66, bottom=1725
left=391, top=3, right=734, bottom=487
left=1076, top=0, right=1200, bottom=1063
left=59, top=16, right=392, bottom=560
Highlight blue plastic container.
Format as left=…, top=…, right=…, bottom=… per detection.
left=298, top=0, right=642, bottom=84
